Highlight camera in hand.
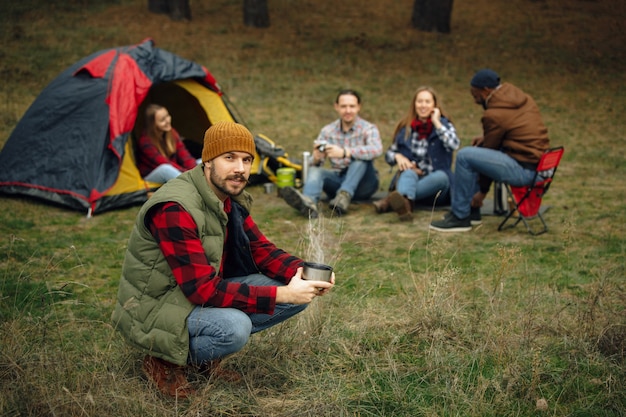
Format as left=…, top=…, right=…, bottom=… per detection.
left=315, top=141, right=326, bottom=153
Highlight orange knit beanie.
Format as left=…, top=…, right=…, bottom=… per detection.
left=202, top=121, right=256, bottom=162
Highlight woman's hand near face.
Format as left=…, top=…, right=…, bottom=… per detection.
left=431, top=107, right=442, bottom=129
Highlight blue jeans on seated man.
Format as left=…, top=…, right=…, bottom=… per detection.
left=186, top=273, right=307, bottom=365
left=452, top=147, right=537, bottom=219
left=395, top=169, right=450, bottom=206
left=302, top=160, right=379, bottom=202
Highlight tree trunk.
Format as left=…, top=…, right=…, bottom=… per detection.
left=243, top=0, right=270, bottom=28
left=148, top=0, right=191, bottom=21
left=411, top=0, right=453, bottom=33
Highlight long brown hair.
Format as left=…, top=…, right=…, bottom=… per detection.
left=144, top=104, right=176, bottom=157
left=392, top=86, right=451, bottom=141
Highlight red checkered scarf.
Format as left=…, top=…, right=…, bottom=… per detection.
left=410, top=118, right=433, bottom=140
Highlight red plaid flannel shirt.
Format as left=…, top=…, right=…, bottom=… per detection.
left=147, top=200, right=302, bottom=314
left=136, top=129, right=198, bottom=178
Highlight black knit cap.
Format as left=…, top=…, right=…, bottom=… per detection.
left=470, top=69, right=500, bottom=89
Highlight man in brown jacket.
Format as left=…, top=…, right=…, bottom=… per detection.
left=430, top=69, right=550, bottom=232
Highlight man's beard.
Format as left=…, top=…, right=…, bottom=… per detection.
left=209, top=164, right=248, bottom=197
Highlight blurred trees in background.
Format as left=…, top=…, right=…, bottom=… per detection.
left=243, top=0, right=270, bottom=27
left=148, top=0, right=452, bottom=33
left=412, top=0, right=454, bottom=33
left=148, top=0, right=191, bottom=20
left=147, top=0, right=268, bottom=27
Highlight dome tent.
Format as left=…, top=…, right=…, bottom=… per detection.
left=0, top=39, right=299, bottom=216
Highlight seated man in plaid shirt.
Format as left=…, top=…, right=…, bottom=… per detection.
left=112, top=121, right=335, bottom=398
left=280, top=89, right=383, bottom=218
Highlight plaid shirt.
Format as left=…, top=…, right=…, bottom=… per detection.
left=314, top=117, right=383, bottom=170
left=136, top=129, right=198, bottom=178
left=385, top=119, right=460, bottom=174
left=147, top=200, right=302, bottom=314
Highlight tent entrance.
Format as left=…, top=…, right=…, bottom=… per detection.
left=134, top=80, right=235, bottom=158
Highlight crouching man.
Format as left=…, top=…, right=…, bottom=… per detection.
left=112, top=121, right=334, bottom=398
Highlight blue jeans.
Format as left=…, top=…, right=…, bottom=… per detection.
left=144, top=164, right=182, bottom=183
left=186, top=274, right=307, bottom=365
left=144, top=159, right=202, bottom=183
left=452, top=147, right=537, bottom=218
left=396, top=169, right=450, bottom=204
left=303, top=160, right=379, bottom=202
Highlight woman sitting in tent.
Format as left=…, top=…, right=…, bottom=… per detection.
left=136, top=104, right=201, bottom=183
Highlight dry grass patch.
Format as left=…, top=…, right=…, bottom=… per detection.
left=1, top=0, right=625, bottom=415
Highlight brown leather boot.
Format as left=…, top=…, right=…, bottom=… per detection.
left=372, top=194, right=391, bottom=213
left=198, top=359, right=242, bottom=382
left=388, top=191, right=413, bottom=222
left=143, top=355, right=195, bottom=399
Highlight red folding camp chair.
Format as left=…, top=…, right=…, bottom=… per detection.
left=498, top=147, right=564, bottom=235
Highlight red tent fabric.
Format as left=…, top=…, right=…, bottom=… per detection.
left=0, top=38, right=220, bottom=214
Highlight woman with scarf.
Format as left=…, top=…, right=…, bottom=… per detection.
left=373, top=86, right=460, bottom=221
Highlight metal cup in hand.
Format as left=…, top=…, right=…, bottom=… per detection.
left=302, top=262, right=333, bottom=282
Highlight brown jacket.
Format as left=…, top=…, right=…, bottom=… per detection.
left=479, top=82, right=550, bottom=191
left=481, top=82, right=549, bottom=162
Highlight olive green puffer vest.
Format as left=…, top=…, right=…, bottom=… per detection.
left=111, top=164, right=252, bottom=365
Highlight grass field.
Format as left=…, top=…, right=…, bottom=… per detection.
left=1, top=0, right=625, bottom=415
